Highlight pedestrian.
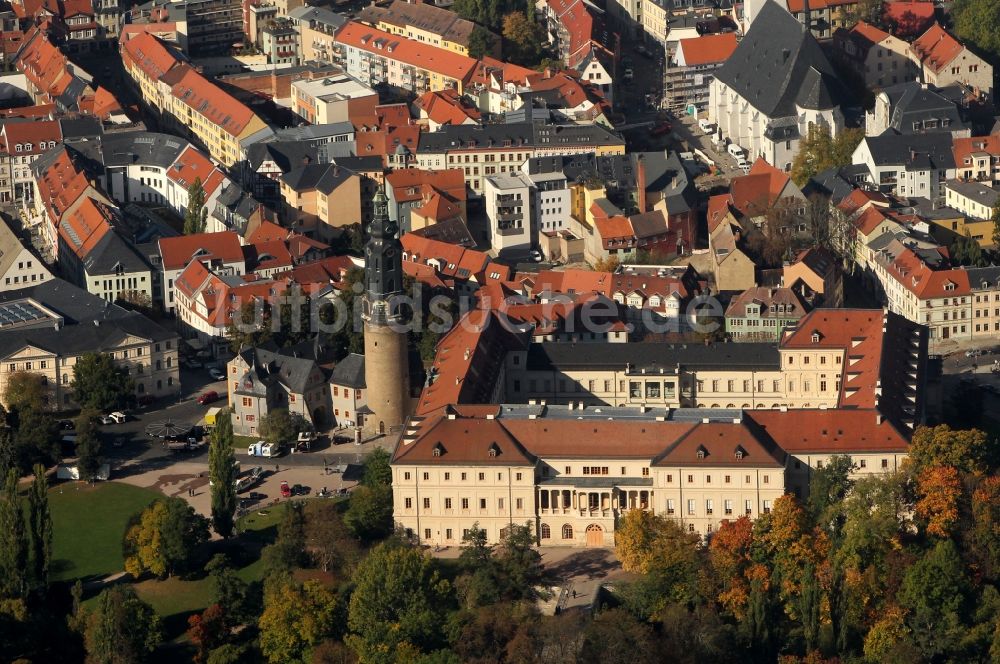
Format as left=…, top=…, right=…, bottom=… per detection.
left=275, top=464, right=279, bottom=473
left=572, top=589, right=577, bottom=599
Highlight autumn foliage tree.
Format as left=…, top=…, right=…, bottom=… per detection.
left=915, top=465, right=963, bottom=538
left=709, top=516, right=755, bottom=619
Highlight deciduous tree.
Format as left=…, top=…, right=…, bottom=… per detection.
left=909, top=424, right=992, bottom=474
left=709, top=516, right=754, bottom=619
left=951, top=0, right=1000, bottom=62
left=4, top=371, right=49, bottom=412
left=915, top=465, right=962, bottom=538
left=259, top=577, right=337, bottom=663
left=260, top=408, right=299, bottom=447
left=790, top=126, right=864, bottom=187
left=71, top=352, right=134, bottom=413
left=360, top=447, right=392, bottom=488
left=123, top=497, right=210, bottom=578
left=188, top=603, right=227, bottom=664
left=343, top=484, right=393, bottom=543
left=347, top=542, right=452, bottom=662
left=502, top=12, right=544, bottom=65
left=580, top=608, right=656, bottom=664
left=84, top=585, right=161, bottom=664
left=898, top=540, right=970, bottom=660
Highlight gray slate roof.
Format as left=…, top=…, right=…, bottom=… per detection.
left=330, top=352, right=365, bottom=388
left=714, top=1, right=843, bottom=118
left=881, top=82, right=968, bottom=135
left=863, top=132, right=955, bottom=169
left=417, top=121, right=621, bottom=152
left=0, top=279, right=175, bottom=359
left=99, top=132, right=191, bottom=168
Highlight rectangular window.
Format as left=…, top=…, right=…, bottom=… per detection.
left=422, top=498, right=430, bottom=509
left=666, top=499, right=675, bottom=514
left=445, top=498, right=452, bottom=509
left=479, top=498, right=487, bottom=509
left=405, top=498, right=412, bottom=509
left=478, top=473, right=485, bottom=481
left=462, top=498, right=469, bottom=509
left=516, top=498, right=523, bottom=509
left=687, top=499, right=696, bottom=515
left=498, top=498, right=504, bottom=510
left=724, top=500, right=733, bottom=515
left=745, top=499, right=752, bottom=515
left=706, top=499, right=714, bottom=515
left=763, top=500, right=772, bottom=514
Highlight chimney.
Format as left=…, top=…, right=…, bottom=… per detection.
left=636, top=155, right=647, bottom=213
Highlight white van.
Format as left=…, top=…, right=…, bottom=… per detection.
left=727, top=143, right=746, bottom=160
left=698, top=118, right=716, bottom=134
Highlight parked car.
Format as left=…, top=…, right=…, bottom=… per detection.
left=59, top=419, right=75, bottom=430
left=137, top=394, right=155, bottom=407
left=280, top=481, right=291, bottom=498
left=248, top=441, right=280, bottom=458
left=966, top=349, right=983, bottom=357
left=100, top=411, right=127, bottom=425
left=248, top=491, right=267, bottom=500
left=291, top=484, right=309, bottom=496
left=209, top=367, right=225, bottom=381
left=197, top=391, right=220, bottom=405
left=186, top=359, right=204, bottom=369
left=623, top=67, right=634, bottom=81
left=650, top=121, right=672, bottom=137
left=529, top=249, right=543, bottom=262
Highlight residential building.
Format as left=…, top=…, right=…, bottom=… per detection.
left=333, top=21, right=479, bottom=95
left=952, top=135, right=1000, bottom=184
left=865, top=81, right=969, bottom=137
left=180, top=0, right=244, bottom=55
left=157, top=232, right=246, bottom=311
left=385, top=168, right=467, bottom=233
left=292, top=75, right=379, bottom=125
left=664, top=33, right=739, bottom=113
left=484, top=173, right=535, bottom=257
left=944, top=180, right=1000, bottom=223
left=414, top=122, right=625, bottom=195
left=544, top=0, right=616, bottom=104
left=227, top=344, right=331, bottom=436
left=832, top=21, right=917, bottom=90
left=357, top=0, right=493, bottom=57
left=287, top=5, right=346, bottom=64
left=412, top=88, right=481, bottom=131
left=707, top=195, right=757, bottom=292
left=329, top=353, right=367, bottom=428
left=968, top=266, right=1000, bottom=337
left=784, top=246, right=844, bottom=306
left=909, top=24, right=993, bottom=99
left=745, top=0, right=859, bottom=40
left=725, top=286, right=809, bottom=341
left=260, top=18, right=300, bottom=66
left=710, top=1, right=845, bottom=171
left=0, top=218, right=52, bottom=292
left=0, top=279, right=180, bottom=408
left=279, top=162, right=363, bottom=239
left=120, top=32, right=274, bottom=167
left=852, top=132, right=955, bottom=201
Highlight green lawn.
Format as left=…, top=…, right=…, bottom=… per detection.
left=50, top=482, right=161, bottom=583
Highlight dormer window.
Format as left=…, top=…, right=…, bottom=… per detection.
left=488, top=443, right=500, bottom=457
left=696, top=445, right=708, bottom=459
left=432, top=442, right=445, bottom=457
left=734, top=446, right=746, bottom=460
left=811, top=332, right=821, bottom=343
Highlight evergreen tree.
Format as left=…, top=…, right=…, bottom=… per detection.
left=76, top=421, right=103, bottom=483
left=209, top=411, right=237, bottom=538
left=183, top=177, right=208, bottom=235
left=84, top=585, right=162, bottom=664
left=26, top=463, right=52, bottom=591
left=0, top=468, right=27, bottom=599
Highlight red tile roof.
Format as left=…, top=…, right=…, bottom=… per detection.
left=677, top=33, right=739, bottom=66
left=386, top=168, right=466, bottom=204
left=58, top=196, right=113, bottom=259
left=158, top=231, right=244, bottom=270
left=169, top=66, right=258, bottom=137
left=336, top=21, right=479, bottom=83
left=848, top=20, right=890, bottom=48
left=167, top=145, right=225, bottom=195
left=883, top=2, right=936, bottom=38
left=911, top=24, right=964, bottom=73
left=0, top=119, right=61, bottom=156
left=121, top=31, right=180, bottom=80
left=952, top=135, right=1000, bottom=168
left=747, top=409, right=909, bottom=453
left=413, top=88, right=481, bottom=126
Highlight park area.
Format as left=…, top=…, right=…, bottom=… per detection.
left=49, top=480, right=292, bottom=644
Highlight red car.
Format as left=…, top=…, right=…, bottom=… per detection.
left=280, top=481, right=291, bottom=498
left=197, top=390, right=219, bottom=405
left=650, top=121, right=672, bottom=137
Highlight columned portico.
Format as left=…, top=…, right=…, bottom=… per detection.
left=536, top=478, right=655, bottom=547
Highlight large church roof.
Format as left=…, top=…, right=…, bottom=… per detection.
left=714, top=2, right=844, bottom=117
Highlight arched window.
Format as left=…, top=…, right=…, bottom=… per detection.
left=541, top=523, right=551, bottom=539
left=561, top=524, right=573, bottom=539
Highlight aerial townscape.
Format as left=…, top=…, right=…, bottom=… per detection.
left=1, top=0, right=1000, bottom=660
